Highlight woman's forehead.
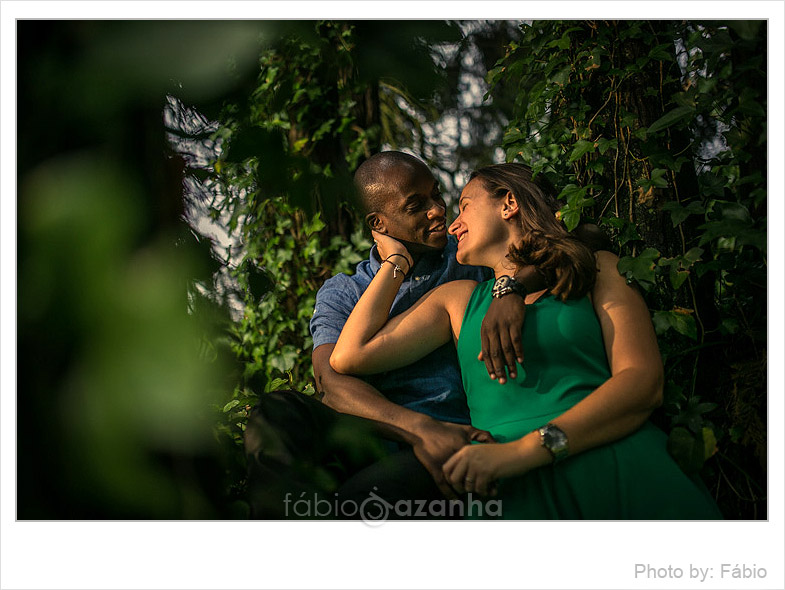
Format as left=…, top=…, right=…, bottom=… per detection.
left=460, top=178, right=486, bottom=199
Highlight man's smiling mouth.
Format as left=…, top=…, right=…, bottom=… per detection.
left=429, top=223, right=446, bottom=233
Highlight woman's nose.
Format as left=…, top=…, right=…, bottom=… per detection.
left=448, top=217, right=461, bottom=235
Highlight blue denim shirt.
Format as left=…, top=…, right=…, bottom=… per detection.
left=310, top=235, right=491, bottom=424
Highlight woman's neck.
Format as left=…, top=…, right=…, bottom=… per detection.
left=493, top=261, right=519, bottom=280
left=489, top=228, right=525, bottom=279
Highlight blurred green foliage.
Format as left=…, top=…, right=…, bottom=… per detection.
left=489, top=20, right=766, bottom=518
left=17, top=21, right=272, bottom=518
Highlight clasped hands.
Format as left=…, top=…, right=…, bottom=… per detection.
left=412, top=418, right=530, bottom=499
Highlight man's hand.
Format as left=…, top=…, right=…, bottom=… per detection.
left=478, top=265, right=545, bottom=384
left=479, top=293, right=526, bottom=384
left=411, top=418, right=495, bottom=499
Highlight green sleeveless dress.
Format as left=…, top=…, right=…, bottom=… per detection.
left=457, top=280, right=722, bottom=519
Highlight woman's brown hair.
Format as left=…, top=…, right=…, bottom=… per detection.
left=469, top=163, right=597, bottom=300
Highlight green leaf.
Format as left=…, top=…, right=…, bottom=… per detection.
left=669, top=265, right=690, bottom=290
left=617, top=248, right=660, bottom=286
left=698, top=172, right=726, bottom=197
left=648, top=43, right=674, bottom=61
left=729, top=21, right=762, bottom=41
left=646, top=105, right=694, bottom=134
left=683, top=247, right=704, bottom=264
left=669, top=312, right=697, bottom=340
left=662, top=201, right=704, bottom=227
left=222, top=400, right=240, bottom=413
left=569, top=140, right=597, bottom=162
left=667, top=427, right=705, bottom=475
left=618, top=221, right=641, bottom=246
left=560, top=208, right=581, bottom=232
left=551, top=65, right=572, bottom=87
left=702, top=427, right=718, bottom=460
left=649, top=168, right=669, bottom=188
left=597, top=138, right=618, bottom=154
left=652, top=310, right=697, bottom=340
left=269, top=344, right=299, bottom=374
left=264, top=377, right=290, bottom=393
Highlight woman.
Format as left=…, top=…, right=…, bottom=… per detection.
left=331, top=163, right=721, bottom=519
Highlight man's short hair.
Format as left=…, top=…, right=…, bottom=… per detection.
left=353, top=151, right=428, bottom=215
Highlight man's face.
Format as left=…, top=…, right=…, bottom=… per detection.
left=373, top=163, right=448, bottom=253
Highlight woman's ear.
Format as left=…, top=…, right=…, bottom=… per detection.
left=366, top=212, right=386, bottom=233
left=501, top=191, right=520, bottom=219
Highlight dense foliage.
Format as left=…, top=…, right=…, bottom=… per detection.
left=489, top=21, right=766, bottom=518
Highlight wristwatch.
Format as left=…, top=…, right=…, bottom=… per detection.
left=538, top=423, right=569, bottom=463
left=491, top=275, right=528, bottom=299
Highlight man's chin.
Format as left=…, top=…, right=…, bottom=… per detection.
left=397, top=236, right=446, bottom=255
left=428, top=233, right=449, bottom=250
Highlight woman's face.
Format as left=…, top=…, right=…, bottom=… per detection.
left=448, top=178, right=508, bottom=266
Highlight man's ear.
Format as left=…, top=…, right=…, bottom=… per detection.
left=501, top=191, right=520, bottom=219
left=366, top=212, right=386, bottom=233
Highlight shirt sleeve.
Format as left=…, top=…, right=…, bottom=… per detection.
left=309, top=275, right=359, bottom=349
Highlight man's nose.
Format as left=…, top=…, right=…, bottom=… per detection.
left=427, top=200, right=446, bottom=219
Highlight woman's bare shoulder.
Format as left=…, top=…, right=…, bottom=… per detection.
left=594, top=249, right=620, bottom=268
left=424, top=279, right=478, bottom=315
left=434, top=279, right=479, bottom=298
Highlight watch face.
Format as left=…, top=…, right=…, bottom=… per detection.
left=543, top=425, right=567, bottom=450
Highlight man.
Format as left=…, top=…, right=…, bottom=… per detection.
left=244, top=151, right=542, bottom=518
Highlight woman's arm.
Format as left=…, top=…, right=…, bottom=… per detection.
left=329, top=241, right=475, bottom=375
left=443, top=250, right=664, bottom=495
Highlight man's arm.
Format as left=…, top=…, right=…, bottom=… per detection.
left=313, top=343, right=493, bottom=499
left=314, top=343, right=429, bottom=442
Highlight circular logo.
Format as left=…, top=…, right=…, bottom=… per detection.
left=359, top=490, right=391, bottom=526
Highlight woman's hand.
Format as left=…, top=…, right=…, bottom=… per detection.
left=410, top=418, right=496, bottom=499
left=372, top=230, right=412, bottom=271
left=442, top=439, right=536, bottom=497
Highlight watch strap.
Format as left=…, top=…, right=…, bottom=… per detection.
left=491, top=275, right=529, bottom=299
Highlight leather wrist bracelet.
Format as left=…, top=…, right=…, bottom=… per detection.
left=382, top=256, right=409, bottom=279
left=386, top=253, right=413, bottom=270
